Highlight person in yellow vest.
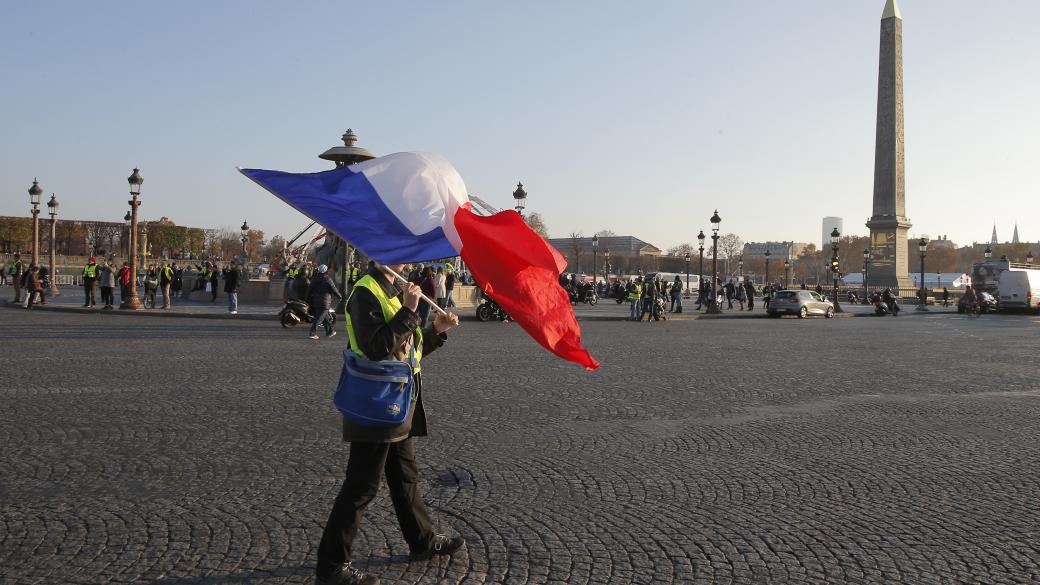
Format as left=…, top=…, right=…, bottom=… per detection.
left=82, top=256, right=99, bottom=307
left=316, top=262, right=461, bottom=585
left=628, top=276, right=643, bottom=321
left=158, top=261, right=175, bottom=309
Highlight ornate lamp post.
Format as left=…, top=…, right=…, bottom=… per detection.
left=46, top=194, right=60, bottom=296
left=738, top=256, right=743, bottom=279
left=604, top=248, right=610, bottom=282
left=916, top=237, right=929, bottom=311
left=862, top=248, right=870, bottom=303
left=240, top=220, right=250, bottom=259
left=830, top=227, right=843, bottom=313
left=707, top=210, right=722, bottom=314
left=591, top=234, right=599, bottom=284
left=984, top=246, right=992, bottom=261
left=684, top=252, right=691, bottom=297
left=764, top=249, right=771, bottom=286
left=29, top=179, right=43, bottom=266
left=783, top=258, right=790, bottom=289
left=121, top=168, right=145, bottom=310
left=697, top=230, right=705, bottom=303
left=513, top=182, right=527, bottom=216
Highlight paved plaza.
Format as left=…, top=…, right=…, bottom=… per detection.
left=2, top=309, right=1039, bottom=584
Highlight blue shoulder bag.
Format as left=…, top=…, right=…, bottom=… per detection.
left=333, top=341, right=416, bottom=428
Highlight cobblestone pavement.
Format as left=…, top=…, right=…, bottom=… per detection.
left=2, top=310, right=1039, bottom=584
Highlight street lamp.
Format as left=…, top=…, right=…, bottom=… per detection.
left=984, top=246, right=992, bottom=261
left=862, top=248, right=870, bottom=303
left=916, top=237, right=929, bottom=311
left=121, top=168, right=145, bottom=310
left=29, top=179, right=42, bottom=267
left=604, top=248, right=610, bottom=282
left=764, top=249, right=772, bottom=286
left=240, top=220, right=250, bottom=260
left=512, top=182, right=527, bottom=216
left=46, top=194, right=60, bottom=297
left=707, top=210, right=722, bottom=314
left=684, top=252, right=691, bottom=297
left=1028, top=251, right=1035, bottom=264
left=123, top=211, right=132, bottom=258
left=830, top=227, right=843, bottom=313
left=592, top=234, right=599, bottom=284
left=783, top=258, right=790, bottom=289
left=697, top=230, right=705, bottom=306
left=738, top=256, right=743, bottom=278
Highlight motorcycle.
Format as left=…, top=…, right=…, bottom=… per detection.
left=870, top=292, right=889, bottom=316
left=280, top=298, right=335, bottom=328
left=476, top=292, right=510, bottom=322
left=846, top=291, right=860, bottom=304
left=582, top=283, right=598, bottom=306
left=613, top=283, right=627, bottom=304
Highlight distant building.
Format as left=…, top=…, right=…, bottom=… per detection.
left=547, top=235, right=661, bottom=275
left=742, top=241, right=807, bottom=260
left=822, top=216, right=843, bottom=249
left=929, top=235, right=957, bottom=250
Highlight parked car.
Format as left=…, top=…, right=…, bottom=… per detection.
left=768, top=290, right=834, bottom=318
left=958, top=291, right=998, bottom=314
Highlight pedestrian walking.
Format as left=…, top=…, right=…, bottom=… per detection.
left=628, top=277, right=643, bottom=321
left=24, top=265, right=43, bottom=310
left=209, top=265, right=220, bottom=302
left=9, top=254, right=23, bottom=303
left=744, top=278, right=756, bottom=311
left=98, top=259, right=116, bottom=310
left=143, top=264, right=158, bottom=308
left=942, top=287, right=950, bottom=307
left=434, top=267, right=447, bottom=309
left=671, top=275, right=683, bottom=313
left=224, top=261, right=241, bottom=314
left=117, top=262, right=131, bottom=302
left=418, top=266, right=435, bottom=325
left=82, top=256, right=99, bottom=307
left=315, top=262, right=463, bottom=585
left=444, top=268, right=456, bottom=308
left=0, top=262, right=6, bottom=286
left=307, top=264, right=342, bottom=339
left=158, top=261, right=174, bottom=309
left=171, top=263, right=183, bottom=299
left=735, top=279, right=746, bottom=310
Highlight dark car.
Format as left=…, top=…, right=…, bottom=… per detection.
left=958, top=291, right=997, bottom=314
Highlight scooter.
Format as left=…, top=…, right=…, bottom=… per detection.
left=280, top=298, right=335, bottom=328
left=476, top=292, right=510, bottom=322
left=869, top=292, right=890, bottom=316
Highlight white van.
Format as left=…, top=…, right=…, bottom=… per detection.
left=997, top=268, right=1040, bottom=313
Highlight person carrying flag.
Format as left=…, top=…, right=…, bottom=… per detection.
left=315, top=261, right=462, bottom=585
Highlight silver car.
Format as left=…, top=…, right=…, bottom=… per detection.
left=768, top=290, right=834, bottom=318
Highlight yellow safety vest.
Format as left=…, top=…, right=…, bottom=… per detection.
left=628, top=283, right=642, bottom=301
left=83, top=264, right=98, bottom=278
left=287, top=267, right=299, bottom=278
left=345, top=275, right=424, bottom=373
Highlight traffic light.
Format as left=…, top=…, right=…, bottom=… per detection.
left=830, top=257, right=839, bottom=273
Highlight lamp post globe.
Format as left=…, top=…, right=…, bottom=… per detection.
left=512, top=182, right=527, bottom=216
left=121, top=168, right=145, bottom=310
left=46, top=194, right=60, bottom=296
left=916, top=237, right=929, bottom=311
left=829, top=227, right=843, bottom=313
left=707, top=210, right=722, bottom=314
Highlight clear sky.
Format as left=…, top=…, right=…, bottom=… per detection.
left=2, top=1, right=1038, bottom=252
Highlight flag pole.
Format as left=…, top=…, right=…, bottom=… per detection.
left=382, top=265, right=450, bottom=317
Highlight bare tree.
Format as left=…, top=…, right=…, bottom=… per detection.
left=569, top=231, right=584, bottom=273
left=667, top=243, right=695, bottom=257
left=718, top=233, right=744, bottom=261
left=594, top=229, right=616, bottom=237
left=524, top=213, right=549, bottom=239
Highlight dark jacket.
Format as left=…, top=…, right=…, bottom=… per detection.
left=308, top=274, right=343, bottom=311
left=342, top=266, right=446, bottom=444
left=223, top=268, right=240, bottom=293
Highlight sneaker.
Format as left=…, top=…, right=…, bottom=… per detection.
left=230, top=310, right=238, bottom=314
left=326, top=331, right=337, bottom=338
left=309, top=334, right=320, bottom=340
left=409, top=534, right=465, bottom=561
left=315, top=562, right=379, bottom=585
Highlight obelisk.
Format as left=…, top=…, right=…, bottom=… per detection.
left=866, top=0, right=913, bottom=289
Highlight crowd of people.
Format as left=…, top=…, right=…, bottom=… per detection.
left=6, top=254, right=244, bottom=314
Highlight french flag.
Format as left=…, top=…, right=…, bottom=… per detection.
left=240, top=152, right=599, bottom=371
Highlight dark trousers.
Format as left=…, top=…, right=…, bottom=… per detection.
left=83, top=279, right=96, bottom=305
left=317, top=439, right=434, bottom=572
left=100, top=286, right=114, bottom=306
